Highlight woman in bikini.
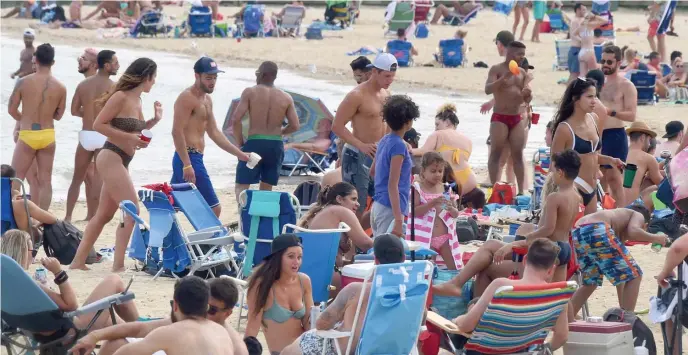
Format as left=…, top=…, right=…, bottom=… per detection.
left=70, top=58, right=162, bottom=272
left=413, top=103, right=484, bottom=208
left=246, top=234, right=315, bottom=354
left=298, top=182, right=373, bottom=294
left=576, top=12, right=607, bottom=76
left=551, top=77, right=623, bottom=215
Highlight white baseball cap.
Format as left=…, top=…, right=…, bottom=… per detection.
left=23, top=28, right=35, bottom=38
left=367, top=53, right=398, bottom=72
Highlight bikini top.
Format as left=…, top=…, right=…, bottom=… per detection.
left=579, top=27, right=594, bottom=39
left=263, top=276, right=306, bottom=323
left=562, top=115, right=600, bottom=155
left=111, top=117, right=146, bottom=133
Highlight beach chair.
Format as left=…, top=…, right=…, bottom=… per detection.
left=325, top=0, right=351, bottom=27
left=657, top=261, right=685, bottom=355
left=437, top=39, right=465, bottom=68
left=386, top=2, right=414, bottom=37
left=493, top=0, right=514, bottom=17
left=130, top=10, right=168, bottom=37
left=387, top=39, right=413, bottom=67
left=237, top=4, right=265, bottom=38
left=188, top=6, right=212, bottom=37
left=276, top=5, right=305, bottom=37
left=414, top=0, right=433, bottom=24
left=443, top=3, right=481, bottom=26
left=318, top=261, right=433, bottom=354
left=0, top=254, right=135, bottom=354
left=427, top=281, right=577, bottom=354
left=547, top=10, right=569, bottom=32
left=292, top=180, right=322, bottom=213
left=554, top=39, right=570, bottom=71
left=530, top=148, right=550, bottom=212
left=1, top=178, right=30, bottom=236
left=630, top=70, right=657, bottom=105
left=591, top=0, right=611, bottom=15
left=283, top=133, right=339, bottom=177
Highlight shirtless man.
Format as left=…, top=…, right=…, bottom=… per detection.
left=70, top=277, right=248, bottom=355
left=655, top=121, right=684, bottom=158
left=65, top=49, right=119, bottom=222
left=84, top=0, right=121, bottom=20
left=434, top=149, right=582, bottom=297
left=485, top=41, right=531, bottom=195
left=332, top=53, right=396, bottom=215
left=623, top=122, right=663, bottom=207
left=567, top=3, right=587, bottom=83
left=350, top=56, right=371, bottom=84
left=232, top=61, right=300, bottom=201
left=77, top=47, right=98, bottom=77
left=281, top=233, right=405, bottom=355
left=599, top=45, right=638, bottom=207
left=11, top=29, right=35, bottom=80
left=9, top=43, right=67, bottom=211
left=172, top=57, right=249, bottom=217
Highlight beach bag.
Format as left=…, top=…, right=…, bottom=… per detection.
left=293, top=181, right=321, bottom=207
left=603, top=307, right=657, bottom=355
left=430, top=269, right=472, bottom=320
left=455, top=216, right=479, bottom=243
left=415, top=23, right=429, bottom=38
left=487, top=182, right=515, bottom=205
left=305, top=27, right=323, bottom=40
left=669, top=148, right=688, bottom=213
left=42, top=221, right=97, bottom=265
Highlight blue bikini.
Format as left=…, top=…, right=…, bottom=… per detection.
left=263, top=276, right=306, bottom=323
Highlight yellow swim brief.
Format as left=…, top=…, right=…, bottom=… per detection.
left=18, top=129, right=55, bottom=150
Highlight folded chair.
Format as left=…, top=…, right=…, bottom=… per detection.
left=630, top=70, right=657, bottom=105
left=387, top=39, right=413, bottom=67
left=554, top=39, right=570, bottom=70
left=658, top=261, right=685, bottom=355
left=318, top=260, right=433, bottom=354
left=0, top=254, right=135, bottom=355
left=530, top=148, right=550, bottom=212
left=386, top=1, right=414, bottom=37
left=276, top=5, right=305, bottom=37
left=437, top=39, right=465, bottom=68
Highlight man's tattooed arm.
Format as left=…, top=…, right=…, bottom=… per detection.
left=316, top=283, right=361, bottom=331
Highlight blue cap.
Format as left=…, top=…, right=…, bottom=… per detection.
left=193, top=57, right=224, bottom=74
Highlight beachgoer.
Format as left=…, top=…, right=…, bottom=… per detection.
left=172, top=57, right=248, bottom=217
left=1, top=230, right=140, bottom=333
left=349, top=56, right=371, bottom=84
left=620, top=47, right=645, bottom=73
left=512, top=0, right=529, bottom=41
left=647, top=0, right=667, bottom=62
left=232, top=61, right=300, bottom=202
left=485, top=41, right=531, bottom=195
left=2, top=1, right=43, bottom=19
left=413, top=103, right=480, bottom=201
left=430, top=1, right=481, bottom=25
left=84, top=0, right=121, bottom=20
left=450, top=238, right=569, bottom=352
left=333, top=53, right=396, bottom=215
left=545, top=120, right=554, bottom=147
left=65, top=49, right=119, bottom=223
left=9, top=43, right=67, bottom=211
left=655, top=231, right=688, bottom=355
left=77, top=47, right=98, bottom=77
left=600, top=45, right=638, bottom=208
left=584, top=68, right=609, bottom=124
left=246, top=234, right=315, bottom=354
left=320, top=139, right=344, bottom=188
left=281, top=233, right=407, bottom=355
left=298, top=182, right=373, bottom=294
left=70, top=277, right=249, bottom=355
left=433, top=150, right=582, bottom=297
left=576, top=12, right=608, bottom=77
left=70, top=58, right=162, bottom=272
left=371, top=95, right=418, bottom=237
left=284, top=119, right=333, bottom=153
left=570, top=205, right=669, bottom=317
left=69, top=0, right=83, bottom=23
left=531, top=0, right=545, bottom=42
left=567, top=3, right=588, bottom=83
left=646, top=51, right=663, bottom=74
left=11, top=29, right=35, bottom=80
left=623, top=122, right=663, bottom=207
left=660, top=57, right=688, bottom=102
left=107, top=276, right=232, bottom=355
left=388, top=28, right=418, bottom=57
left=656, top=121, right=684, bottom=158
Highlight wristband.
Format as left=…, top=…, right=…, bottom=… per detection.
left=183, top=165, right=193, bottom=171
left=54, top=270, right=68, bottom=285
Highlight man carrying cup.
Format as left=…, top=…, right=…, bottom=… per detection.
left=622, top=122, right=664, bottom=207
left=171, top=57, right=250, bottom=217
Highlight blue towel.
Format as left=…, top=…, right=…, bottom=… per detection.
left=346, top=47, right=384, bottom=56
left=309, top=21, right=344, bottom=31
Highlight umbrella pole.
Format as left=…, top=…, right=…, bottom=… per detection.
left=410, top=185, right=416, bottom=262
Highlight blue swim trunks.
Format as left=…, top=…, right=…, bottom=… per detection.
left=572, top=222, right=642, bottom=286
left=171, top=150, right=219, bottom=208
left=568, top=46, right=581, bottom=74
left=601, top=128, right=629, bottom=168
left=236, top=135, right=284, bottom=186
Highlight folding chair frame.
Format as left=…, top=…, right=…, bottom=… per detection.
left=659, top=263, right=685, bottom=355
left=2, top=178, right=38, bottom=249
left=287, top=149, right=328, bottom=177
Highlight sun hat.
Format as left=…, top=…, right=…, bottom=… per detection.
left=626, top=121, right=657, bottom=138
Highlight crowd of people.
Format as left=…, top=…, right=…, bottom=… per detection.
left=2, top=1, right=688, bottom=355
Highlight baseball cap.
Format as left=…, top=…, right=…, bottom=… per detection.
left=663, top=121, right=684, bottom=138
left=520, top=58, right=534, bottom=70
left=23, top=28, right=35, bottom=38
left=193, top=56, right=224, bottom=74
left=373, top=234, right=405, bottom=265
left=366, top=53, right=398, bottom=72
left=263, top=234, right=302, bottom=261
left=495, top=30, right=514, bottom=46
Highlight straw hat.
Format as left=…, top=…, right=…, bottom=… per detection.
left=626, top=121, right=657, bottom=138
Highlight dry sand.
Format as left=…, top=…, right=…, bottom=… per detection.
left=2, top=2, right=687, bottom=354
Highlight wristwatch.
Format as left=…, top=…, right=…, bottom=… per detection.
left=610, top=110, right=617, bottom=117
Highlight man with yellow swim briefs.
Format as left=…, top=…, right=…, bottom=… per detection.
left=9, top=43, right=67, bottom=211
left=412, top=103, right=486, bottom=209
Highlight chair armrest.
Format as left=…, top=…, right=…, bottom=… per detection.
left=187, top=236, right=235, bottom=246
left=65, top=292, right=135, bottom=318
left=426, top=311, right=471, bottom=336
left=316, top=329, right=351, bottom=339
left=186, top=227, right=227, bottom=242
left=220, top=275, right=247, bottom=288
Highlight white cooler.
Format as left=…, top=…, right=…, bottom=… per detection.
left=564, top=320, right=633, bottom=355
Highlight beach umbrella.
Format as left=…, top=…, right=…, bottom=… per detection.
left=222, top=91, right=334, bottom=145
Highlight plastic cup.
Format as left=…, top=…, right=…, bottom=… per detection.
left=140, top=129, right=153, bottom=143
left=622, top=163, right=637, bottom=188
left=246, top=152, right=261, bottom=169
left=531, top=112, right=540, bottom=124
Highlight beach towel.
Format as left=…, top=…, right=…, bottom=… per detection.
left=309, top=20, right=345, bottom=31
left=346, top=46, right=383, bottom=56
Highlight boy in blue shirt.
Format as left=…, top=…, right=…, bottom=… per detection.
left=371, top=95, right=420, bottom=237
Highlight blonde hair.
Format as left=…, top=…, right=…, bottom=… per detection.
left=540, top=173, right=558, bottom=210
left=455, top=29, right=467, bottom=39
left=1, top=229, right=32, bottom=269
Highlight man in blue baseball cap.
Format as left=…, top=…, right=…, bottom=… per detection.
left=171, top=56, right=249, bottom=217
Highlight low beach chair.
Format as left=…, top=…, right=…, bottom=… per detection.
left=443, top=3, right=481, bottom=26
left=554, top=39, right=570, bottom=71
left=0, top=254, right=135, bottom=354
left=427, top=281, right=577, bottom=354
left=238, top=4, right=265, bottom=38
left=283, top=135, right=338, bottom=177
left=414, top=0, right=433, bottom=24
left=437, top=39, right=465, bottom=68
left=630, top=70, right=657, bottom=105
left=188, top=6, right=212, bottom=37
left=493, top=0, right=514, bottom=17
left=387, top=39, right=413, bottom=67
left=1, top=178, right=31, bottom=238
left=386, top=2, right=414, bottom=37
left=325, top=0, right=351, bottom=27
left=130, top=10, right=168, bottom=37
left=276, top=5, right=305, bottom=37
left=318, top=260, right=433, bottom=354
left=547, top=10, right=569, bottom=32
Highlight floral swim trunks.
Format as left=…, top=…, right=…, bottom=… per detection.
left=299, top=329, right=338, bottom=355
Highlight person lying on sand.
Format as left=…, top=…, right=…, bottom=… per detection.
left=84, top=0, right=122, bottom=21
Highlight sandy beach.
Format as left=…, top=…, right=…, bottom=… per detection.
left=2, top=2, right=687, bottom=354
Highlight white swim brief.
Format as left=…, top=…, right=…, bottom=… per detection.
left=79, top=130, right=107, bottom=151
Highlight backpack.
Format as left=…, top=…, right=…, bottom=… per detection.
left=42, top=221, right=98, bottom=265
left=455, top=216, right=480, bottom=243
left=603, top=307, right=656, bottom=355
left=293, top=181, right=321, bottom=207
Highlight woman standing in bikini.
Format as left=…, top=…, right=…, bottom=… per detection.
left=70, top=58, right=162, bottom=272
left=576, top=12, right=607, bottom=76
left=246, top=234, right=314, bottom=354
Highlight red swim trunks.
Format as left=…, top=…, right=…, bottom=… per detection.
left=648, top=20, right=659, bottom=37
left=491, top=112, right=522, bottom=130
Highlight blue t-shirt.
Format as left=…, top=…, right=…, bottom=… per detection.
left=373, top=133, right=412, bottom=216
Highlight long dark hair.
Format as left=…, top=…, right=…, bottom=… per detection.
left=299, top=182, right=356, bottom=227
left=96, top=57, right=157, bottom=107
left=247, top=247, right=296, bottom=326
left=551, top=78, right=597, bottom=139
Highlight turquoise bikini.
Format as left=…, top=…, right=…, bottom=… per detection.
left=263, top=277, right=306, bottom=323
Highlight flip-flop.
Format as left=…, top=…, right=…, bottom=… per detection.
left=635, top=308, right=649, bottom=315
left=666, top=31, right=678, bottom=37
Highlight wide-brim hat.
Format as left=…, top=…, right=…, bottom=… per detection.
left=626, top=121, right=657, bottom=138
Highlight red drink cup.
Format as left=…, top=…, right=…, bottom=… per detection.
left=140, top=129, right=153, bottom=143
left=236, top=37, right=241, bottom=43
left=531, top=112, right=540, bottom=124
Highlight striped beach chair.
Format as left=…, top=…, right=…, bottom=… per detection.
left=427, top=281, right=577, bottom=354
left=531, top=148, right=550, bottom=212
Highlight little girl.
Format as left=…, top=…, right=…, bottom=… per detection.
left=407, top=152, right=463, bottom=269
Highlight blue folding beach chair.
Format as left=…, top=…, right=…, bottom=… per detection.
left=630, top=70, right=657, bottom=105
left=493, top=0, right=514, bottom=16
left=188, top=6, right=212, bottom=37
left=547, top=10, right=569, bottom=32
left=531, top=148, right=550, bottom=212
left=387, top=39, right=413, bottom=67
left=591, top=0, right=611, bottom=15
left=318, top=260, right=432, bottom=354
left=1, top=177, right=36, bottom=247
left=238, top=5, right=265, bottom=38
left=0, top=254, right=135, bottom=354
left=130, top=10, right=168, bottom=37
left=437, top=39, right=465, bottom=68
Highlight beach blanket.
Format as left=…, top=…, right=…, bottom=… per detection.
left=309, top=20, right=344, bottom=31
left=346, top=46, right=383, bottom=56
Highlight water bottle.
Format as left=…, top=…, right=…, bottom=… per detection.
left=34, top=267, right=48, bottom=284
left=174, top=26, right=181, bottom=38
left=210, top=23, right=215, bottom=38
left=310, top=306, right=321, bottom=329
left=651, top=232, right=669, bottom=252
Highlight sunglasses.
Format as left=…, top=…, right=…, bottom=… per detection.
left=676, top=65, right=684, bottom=68
left=599, top=59, right=615, bottom=65
left=572, top=76, right=595, bottom=89
left=208, top=304, right=230, bottom=315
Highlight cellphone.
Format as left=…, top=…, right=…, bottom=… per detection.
left=122, top=275, right=134, bottom=294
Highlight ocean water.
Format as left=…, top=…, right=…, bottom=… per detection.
left=0, top=38, right=551, bottom=199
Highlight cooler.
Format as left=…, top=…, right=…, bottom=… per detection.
left=564, top=320, right=633, bottom=355
left=341, top=262, right=434, bottom=308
